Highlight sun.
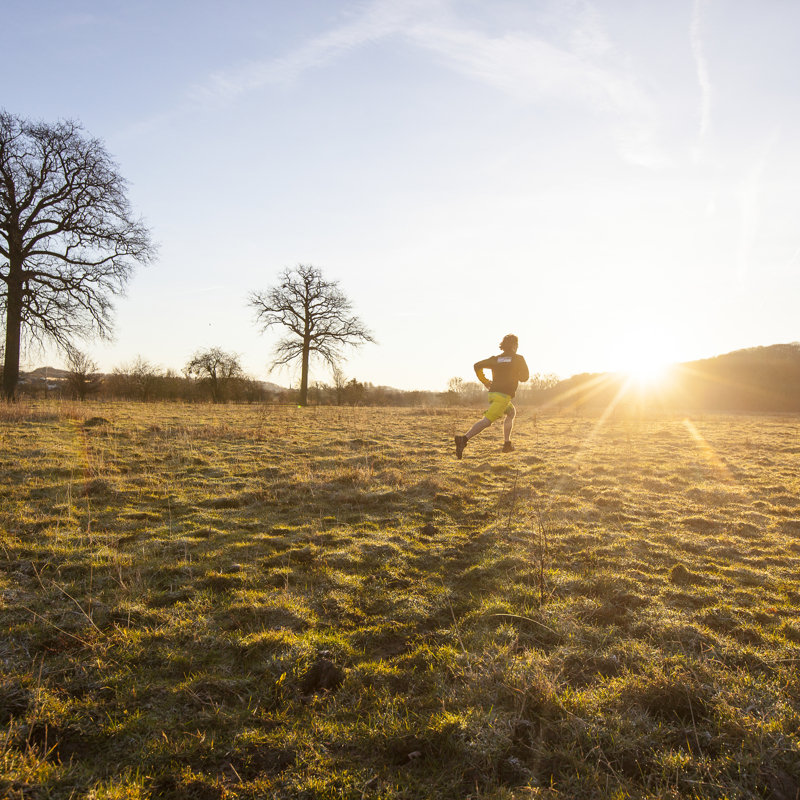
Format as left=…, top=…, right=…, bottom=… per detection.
left=625, top=357, right=673, bottom=389
left=612, top=336, right=677, bottom=389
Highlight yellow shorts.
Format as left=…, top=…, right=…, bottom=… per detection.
left=485, top=392, right=514, bottom=422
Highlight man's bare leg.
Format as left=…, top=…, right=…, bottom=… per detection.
left=503, top=406, right=515, bottom=443
left=465, top=416, right=492, bottom=440
left=455, top=416, right=491, bottom=459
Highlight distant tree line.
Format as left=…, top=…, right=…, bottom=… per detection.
left=20, top=348, right=272, bottom=404
left=8, top=342, right=800, bottom=412
left=444, top=374, right=561, bottom=407
left=11, top=347, right=563, bottom=408
left=13, top=364, right=437, bottom=407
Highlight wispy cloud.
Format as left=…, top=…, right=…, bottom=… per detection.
left=690, top=0, right=712, bottom=146
left=185, top=0, right=661, bottom=166
left=187, top=0, right=425, bottom=105
left=406, top=18, right=660, bottom=165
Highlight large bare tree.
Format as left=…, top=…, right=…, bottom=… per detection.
left=0, top=110, right=156, bottom=399
left=248, top=264, right=376, bottom=406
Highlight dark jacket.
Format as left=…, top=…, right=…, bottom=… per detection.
left=474, top=353, right=530, bottom=398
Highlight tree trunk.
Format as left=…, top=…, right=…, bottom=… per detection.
left=2, top=270, right=23, bottom=401
left=299, top=339, right=310, bottom=406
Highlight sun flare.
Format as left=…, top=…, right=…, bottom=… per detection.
left=625, top=357, right=673, bottom=387
left=612, top=336, right=677, bottom=389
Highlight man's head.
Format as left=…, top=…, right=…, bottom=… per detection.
left=499, top=334, right=519, bottom=354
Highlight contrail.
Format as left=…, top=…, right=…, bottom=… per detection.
left=690, top=0, right=712, bottom=141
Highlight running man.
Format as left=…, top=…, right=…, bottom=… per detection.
left=454, top=334, right=529, bottom=459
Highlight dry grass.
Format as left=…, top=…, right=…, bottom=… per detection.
left=1, top=401, right=800, bottom=798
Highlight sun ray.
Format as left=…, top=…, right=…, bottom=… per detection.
left=541, top=371, right=641, bottom=498
left=682, top=418, right=735, bottom=482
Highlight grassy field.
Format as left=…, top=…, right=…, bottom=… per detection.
left=1, top=401, right=800, bottom=799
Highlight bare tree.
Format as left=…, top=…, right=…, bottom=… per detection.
left=185, top=347, right=243, bottom=403
left=445, top=376, right=466, bottom=406
left=230, top=374, right=269, bottom=404
left=248, top=264, right=376, bottom=406
left=111, top=356, right=160, bottom=402
left=343, top=377, right=365, bottom=406
left=64, top=347, right=103, bottom=400
left=515, top=372, right=560, bottom=406
left=331, top=365, right=348, bottom=406
left=447, top=377, right=465, bottom=394
left=0, top=110, right=156, bottom=399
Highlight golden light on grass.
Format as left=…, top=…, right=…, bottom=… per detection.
left=2, top=401, right=800, bottom=798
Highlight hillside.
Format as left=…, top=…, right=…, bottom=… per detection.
left=543, top=343, right=800, bottom=413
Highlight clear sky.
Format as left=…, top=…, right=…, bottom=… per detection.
left=4, top=0, right=799, bottom=391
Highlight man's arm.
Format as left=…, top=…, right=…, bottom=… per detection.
left=516, top=356, right=530, bottom=383
left=474, top=358, right=493, bottom=388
